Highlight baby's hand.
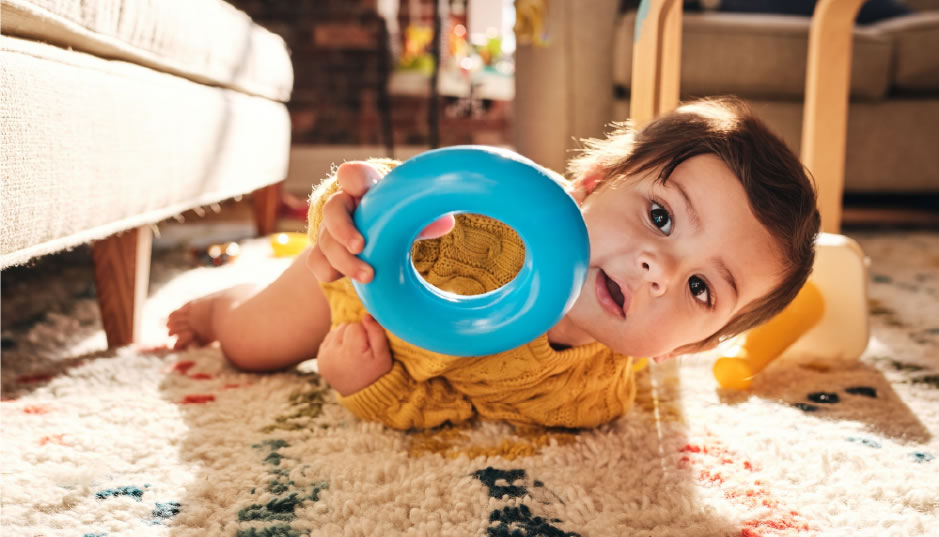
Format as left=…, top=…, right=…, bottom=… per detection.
left=307, top=161, right=455, bottom=283
left=317, top=315, right=393, bottom=397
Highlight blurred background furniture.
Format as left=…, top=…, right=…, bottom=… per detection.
left=515, top=0, right=939, bottom=209
left=0, top=0, right=294, bottom=345
left=224, top=0, right=518, bottom=200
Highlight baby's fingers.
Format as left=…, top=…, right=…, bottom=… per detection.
left=317, top=231, right=373, bottom=283
left=319, top=322, right=345, bottom=350
left=307, top=244, right=342, bottom=282
left=417, top=214, right=456, bottom=240
left=322, top=190, right=364, bottom=254
left=361, top=315, right=391, bottom=364
left=336, top=161, right=381, bottom=199
left=342, top=322, right=371, bottom=354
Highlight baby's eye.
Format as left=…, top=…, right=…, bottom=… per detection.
left=650, top=202, right=672, bottom=235
left=689, top=276, right=711, bottom=306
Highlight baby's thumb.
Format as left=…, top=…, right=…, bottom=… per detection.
left=336, top=161, right=381, bottom=199
left=417, top=214, right=456, bottom=240
left=361, top=315, right=391, bottom=359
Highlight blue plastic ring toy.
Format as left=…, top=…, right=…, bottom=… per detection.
left=352, top=146, right=590, bottom=357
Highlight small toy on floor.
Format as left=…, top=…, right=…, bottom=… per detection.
left=270, top=232, right=309, bottom=257
left=189, top=241, right=241, bottom=267
left=713, top=233, right=870, bottom=389
left=714, top=280, right=825, bottom=390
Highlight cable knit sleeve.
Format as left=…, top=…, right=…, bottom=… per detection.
left=337, top=361, right=474, bottom=430
left=509, top=351, right=638, bottom=429
left=435, top=338, right=641, bottom=429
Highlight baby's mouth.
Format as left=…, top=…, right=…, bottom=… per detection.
left=606, top=274, right=626, bottom=309
left=596, top=269, right=628, bottom=318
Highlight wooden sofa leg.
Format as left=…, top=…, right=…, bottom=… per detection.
left=630, top=0, right=683, bottom=129
left=252, top=182, right=283, bottom=236
left=801, top=0, right=865, bottom=233
left=92, top=226, right=152, bottom=347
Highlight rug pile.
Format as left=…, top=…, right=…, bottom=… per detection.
left=2, top=232, right=937, bottom=536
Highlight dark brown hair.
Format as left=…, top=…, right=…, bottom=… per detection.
left=569, top=96, right=821, bottom=353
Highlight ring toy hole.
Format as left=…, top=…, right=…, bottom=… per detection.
left=411, top=213, right=525, bottom=297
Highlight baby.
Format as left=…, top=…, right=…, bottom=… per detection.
left=168, top=97, right=820, bottom=430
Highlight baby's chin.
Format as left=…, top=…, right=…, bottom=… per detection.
left=592, top=334, right=670, bottom=359
left=564, top=304, right=676, bottom=358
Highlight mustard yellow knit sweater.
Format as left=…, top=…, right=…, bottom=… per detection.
left=307, top=159, right=637, bottom=430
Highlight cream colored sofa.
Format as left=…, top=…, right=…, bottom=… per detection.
left=0, top=0, right=293, bottom=345
left=515, top=0, right=939, bottom=194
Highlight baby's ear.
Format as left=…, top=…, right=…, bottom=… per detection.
left=570, top=166, right=606, bottom=203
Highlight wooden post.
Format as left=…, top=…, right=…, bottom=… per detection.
left=657, top=0, right=682, bottom=116
left=251, top=182, right=282, bottom=236
left=630, top=0, right=683, bottom=129
left=801, top=0, right=865, bottom=233
left=92, top=226, right=152, bottom=347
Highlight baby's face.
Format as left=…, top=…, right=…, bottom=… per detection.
left=564, top=154, right=784, bottom=359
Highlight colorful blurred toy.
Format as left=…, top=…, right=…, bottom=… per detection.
left=714, top=281, right=825, bottom=390
left=398, top=25, right=436, bottom=74
left=514, top=0, right=550, bottom=46
left=713, top=233, right=870, bottom=389
left=190, top=241, right=241, bottom=267
left=270, top=232, right=309, bottom=258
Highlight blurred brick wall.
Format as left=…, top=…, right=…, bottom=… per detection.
left=228, top=0, right=512, bottom=148
left=227, top=0, right=389, bottom=145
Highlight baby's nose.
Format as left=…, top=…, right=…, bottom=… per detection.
left=639, top=253, right=674, bottom=296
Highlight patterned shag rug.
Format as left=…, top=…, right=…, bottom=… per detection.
left=2, top=232, right=938, bottom=537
